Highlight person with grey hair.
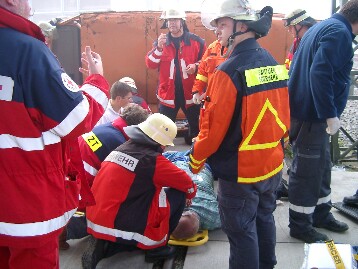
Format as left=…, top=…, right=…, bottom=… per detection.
left=287, top=0, right=358, bottom=243
left=283, top=9, right=317, bottom=69
left=37, top=21, right=57, bottom=49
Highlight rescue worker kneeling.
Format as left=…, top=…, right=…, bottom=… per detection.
left=82, top=113, right=197, bottom=269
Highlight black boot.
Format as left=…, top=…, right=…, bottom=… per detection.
left=82, top=236, right=108, bottom=269
left=343, top=194, right=358, bottom=207
left=145, top=245, right=177, bottom=263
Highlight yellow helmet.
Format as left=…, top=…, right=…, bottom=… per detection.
left=283, top=9, right=309, bottom=27
left=160, top=8, right=186, bottom=20
left=138, top=113, right=177, bottom=146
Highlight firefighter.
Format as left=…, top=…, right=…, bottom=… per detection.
left=287, top=0, right=358, bottom=243
left=188, top=0, right=290, bottom=268
left=82, top=113, right=197, bottom=268
left=283, top=9, right=317, bottom=70
left=145, top=6, right=206, bottom=144
left=191, top=35, right=226, bottom=104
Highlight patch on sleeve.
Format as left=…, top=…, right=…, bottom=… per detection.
left=61, top=73, right=80, bottom=92
left=0, top=75, right=14, bottom=101
left=83, top=131, right=103, bottom=152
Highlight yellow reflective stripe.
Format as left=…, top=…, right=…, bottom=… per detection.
left=189, top=154, right=205, bottom=165
left=325, top=240, right=346, bottom=269
left=240, top=99, right=287, bottom=151
left=83, top=132, right=103, bottom=152
left=189, top=162, right=202, bottom=170
left=195, top=74, right=208, bottom=83
left=245, top=65, right=288, bottom=87
left=238, top=163, right=283, bottom=183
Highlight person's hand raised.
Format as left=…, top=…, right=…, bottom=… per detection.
left=79, top=46, right=104, bottom=76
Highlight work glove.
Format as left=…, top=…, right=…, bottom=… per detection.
left=326, top=117, right=340, bottom=135
left=192, top=93, right=201, bottom=105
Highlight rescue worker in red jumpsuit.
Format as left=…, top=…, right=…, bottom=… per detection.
left=189, top=0, right=290, bottom=268
left=145, top=7, right=206, bottom=144
left=82, top=113, right=197, bottom=268
left=0, top=0, right=109, bottom=268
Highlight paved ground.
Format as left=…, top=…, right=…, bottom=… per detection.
left=60, top=137, right=358, bottom=269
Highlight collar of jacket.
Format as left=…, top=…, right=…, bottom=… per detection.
left=166, top=31, right=191, bottom=47
left=0, top=6, right=45, bottom=42
left=331, top=13, right=355, bottom=39
left=112, top=116, right=130, bottom=140
left=230, top=38, right=261, bottom=57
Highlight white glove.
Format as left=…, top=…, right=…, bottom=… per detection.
left=326, top=117, right=340, bottom=135
left=192, top=93, right=201, bottom=105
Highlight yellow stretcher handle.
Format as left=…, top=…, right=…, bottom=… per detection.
left=168, top=230, right=209, bottom=247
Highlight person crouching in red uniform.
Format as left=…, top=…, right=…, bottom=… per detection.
left=82, top=113, right=197, bottom=268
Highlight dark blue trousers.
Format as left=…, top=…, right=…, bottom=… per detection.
left=217, top=173, right=281, bottom=269
left=288, top=119, right=334, bottom=234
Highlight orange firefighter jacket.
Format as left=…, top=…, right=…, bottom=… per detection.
left=189, top=38, right=290, bottom=183
left=192, top=40, right=226, bottom=95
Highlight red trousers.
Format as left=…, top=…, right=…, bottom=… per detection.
left=0, top=239, right=59, bottom=269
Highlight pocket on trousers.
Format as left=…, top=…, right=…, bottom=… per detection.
left=65, top=178, right=80, bottom=211
left=218, top=195, right=246, bottom=232
left=292, top=147, right=321, bottom=178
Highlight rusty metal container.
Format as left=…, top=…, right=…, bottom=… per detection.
left=56, top=12, right=293, bottom=112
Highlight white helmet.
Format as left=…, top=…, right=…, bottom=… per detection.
left=283, top=9, right=309, bottom=27
left=210, top=0, right=258, bottom=27
left=138, top=113, right=177, bottom=146
left=200, top=0, right=220, bottom=30
left=37, top=21, right=56, bottom=38
left=119, top=77, right=137, bottom=94
left=160, top=8, right=186, bottom=20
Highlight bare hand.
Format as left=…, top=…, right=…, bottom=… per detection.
left=157, top=33, right=167, bottom=49
left=79, top=46, right=104, bottom=76
left=186, top=199, right=192, bottom=207
left=185, top=64, right=197, bottom=75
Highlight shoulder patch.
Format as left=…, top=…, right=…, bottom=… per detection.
left=61, top=73, right=80, bottom=92
left=0, top=75, right=14, bottom=101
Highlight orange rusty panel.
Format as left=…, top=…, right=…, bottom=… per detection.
left=79, top=12, right=293, bottom=109
left=258, top=17, right=294, bottom=64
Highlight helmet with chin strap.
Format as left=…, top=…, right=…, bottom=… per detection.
left=283, top=9, right=317, bottom=39
left=159, top=7, right=188, bottom=31
left=210, top=0, right=273, bottom=57
left=160, top=8, right=186, bottom=20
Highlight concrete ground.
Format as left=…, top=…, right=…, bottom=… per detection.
left=60, top=137, right=358, bottom=269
